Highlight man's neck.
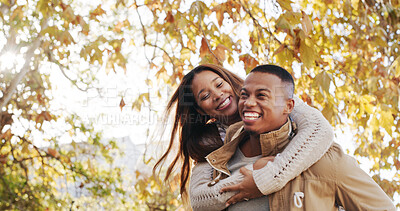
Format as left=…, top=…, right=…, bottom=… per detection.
left=239, top=118, right=291, bottom=157
left=239, top=134, right=262, bottom=157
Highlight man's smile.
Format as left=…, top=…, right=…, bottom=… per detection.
left=242, top=111, right=262, bottom=122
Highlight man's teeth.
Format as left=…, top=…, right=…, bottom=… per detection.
left=244, top=112, right=260, bottom=120
left=218, top=98, right=230, bottom=109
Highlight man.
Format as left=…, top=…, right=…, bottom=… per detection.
left=206, top=65, right=395, bottom=210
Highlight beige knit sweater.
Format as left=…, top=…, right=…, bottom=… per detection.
left=189, top=97, right=334, bottom=211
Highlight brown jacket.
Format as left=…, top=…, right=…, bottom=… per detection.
left=205, top=121, right=395, bottom=211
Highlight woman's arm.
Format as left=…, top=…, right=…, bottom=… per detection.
left=252, top=97, right=334, bottom=195
left=189, top=162, right=252, bottom=211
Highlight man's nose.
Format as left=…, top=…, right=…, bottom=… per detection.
left=244, top=96, right=256, bottom=107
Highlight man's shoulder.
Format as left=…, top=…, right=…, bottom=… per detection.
left=307, top=142, right=351, bottom=175
left=225, top=121, right=244, bottom=144
left=306, top=142, right=365, bottom=180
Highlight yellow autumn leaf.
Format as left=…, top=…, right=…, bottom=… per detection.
left=143, top=93, right=150, bottom=102
left=364, top=103, right=374, bottom=114
left=301, top=11, right=313, bottom=36
left=277, top=0, right=293, bottom=11
left=389, top=56, right=400, bottom=77
left=370, top=115, right=380, bottom=131
left=380, top=110, right=394, bottom=134
left=299, top=38, right=316, bottom=69
left=180, top=48, right=191, bottom=61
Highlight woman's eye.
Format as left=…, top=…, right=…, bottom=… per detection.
left=216, top=82, right=223, bottom=88
left=240, top=92, right=248, bottom=98
left=201, top=94, right=210, bottom=101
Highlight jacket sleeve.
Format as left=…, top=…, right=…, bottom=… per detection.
left=189, top=162, right=251, bottom=211
left=335, top=152, right=396, bottom=211
left=253, top=97, right=334, bottom=195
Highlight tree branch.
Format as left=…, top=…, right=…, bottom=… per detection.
left=0, top=38, right=41, bottom=110
left=197, top=2, right=223, bottom=65
left=238, top=0, right=282, bottom=45
left=0, top=20, right=48, bottom=109
left=135, top=1, right=178, bottom=72
left=46, top=52, right=91, bottom=92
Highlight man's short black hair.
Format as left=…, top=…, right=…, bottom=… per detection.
left=250, top=64, right=295, bottom=98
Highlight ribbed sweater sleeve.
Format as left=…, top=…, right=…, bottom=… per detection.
left=189, top=162, right=253, bottom=211
left=253, top=97, right=334, bottom=195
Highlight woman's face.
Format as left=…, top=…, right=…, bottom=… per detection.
left=191, top=70, right=238, bottom=122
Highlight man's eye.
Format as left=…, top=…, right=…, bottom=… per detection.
left=257, top=93, right=269, bottom=99
left=240, top=92, right=248, bottom=98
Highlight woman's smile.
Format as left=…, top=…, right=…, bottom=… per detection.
left=191, top=70, right=239, bottom=123
left=216, top=96, right=232, bottom=110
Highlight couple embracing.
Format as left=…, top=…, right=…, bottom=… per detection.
left=154, top=64, right=395, bottom=210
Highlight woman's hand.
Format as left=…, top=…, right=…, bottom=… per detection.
left=253, top=156, right=275, bottom=170
left=219, top=167, right=262, bottom=207
left=219, top=156, right=274, bottom=206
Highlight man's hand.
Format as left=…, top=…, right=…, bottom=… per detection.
left=253, top=156, right=274, bottom=170
left=220, top=167, right=263, bottom=207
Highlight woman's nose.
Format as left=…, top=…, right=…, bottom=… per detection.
left=213, top=91, right=223, bottom=101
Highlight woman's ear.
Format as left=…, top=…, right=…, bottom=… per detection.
left=283, top=98, right=295, bottom=114
left=196, top=108, right=205, bottom=115
left=194, top=104, right=206, bottom=115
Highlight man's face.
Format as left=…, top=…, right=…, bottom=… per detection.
left=238, top=72, right=293, bottom=135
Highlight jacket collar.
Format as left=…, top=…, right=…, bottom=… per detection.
left=205, top=118, right=294, bottom=176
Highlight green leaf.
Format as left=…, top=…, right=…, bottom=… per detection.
left=276, top=15, right=291, bottom=30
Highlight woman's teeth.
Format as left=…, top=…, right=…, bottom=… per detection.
left=217, top=97, right=230, bottom=109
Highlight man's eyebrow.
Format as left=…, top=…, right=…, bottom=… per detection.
left=197, top=77, right=220, bottom=98
left=257, top=88, right=271, bottom=93
left=240, top=87, right=271, bottom=92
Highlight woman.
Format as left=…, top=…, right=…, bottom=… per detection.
left=153, top=64, right=333, bottom=209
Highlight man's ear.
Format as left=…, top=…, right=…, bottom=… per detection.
left=283, top=98, right=295, bottom=114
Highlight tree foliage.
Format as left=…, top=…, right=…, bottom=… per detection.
left=1, top=0, right=399, bottom=209
left=133, top=158, right=184, bottom=210
left=0, top=0, right=132, bottom=209
left=131, top=0, right=400, bottom=207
